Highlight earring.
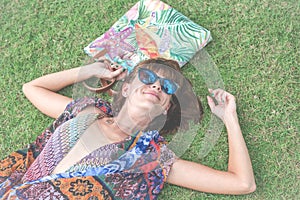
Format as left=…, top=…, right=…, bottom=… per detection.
left=122, top=92, right=128, bottom=97
left=163, top=110, right=167, bottom=115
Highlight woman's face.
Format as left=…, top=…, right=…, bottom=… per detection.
left=122, top=68, right=173, bottom=117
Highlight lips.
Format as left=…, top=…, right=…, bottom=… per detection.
left=143, top=91, right=160, bottom=100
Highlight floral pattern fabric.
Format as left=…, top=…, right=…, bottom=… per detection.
left=0, top=97, right=177, bottom=199
left=84, top=0, right=212, bottom=72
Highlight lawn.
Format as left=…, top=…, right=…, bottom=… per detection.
left=0, top=0, right=299, bottom=199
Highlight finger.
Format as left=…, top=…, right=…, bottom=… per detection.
left=213, top=89, right=225, bottom=103
left=207, top=96, right=216, bottom=111
left=208, top=89, right=221, bottom=105
left=209, top=88, right=222, bottom=97
left=103, top=60, right=111, bottom=68
left=110, top=67, right=126, bottom=78
left=221, top=91, right=227, bottom=104
left=226, top=93, right=236, bottom=103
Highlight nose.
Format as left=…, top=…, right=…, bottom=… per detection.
left=150, top=80, right=162, bottom=92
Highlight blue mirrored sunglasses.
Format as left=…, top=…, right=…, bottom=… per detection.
left=138, top=68, right=179, bottom=95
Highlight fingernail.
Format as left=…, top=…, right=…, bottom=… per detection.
left=122, top=68, right=126, bottom=72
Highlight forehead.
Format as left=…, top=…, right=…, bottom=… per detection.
left=140, top=64, right=180, bottom=79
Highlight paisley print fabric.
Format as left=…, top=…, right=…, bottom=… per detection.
left=0, top=97, right=177, bottom=199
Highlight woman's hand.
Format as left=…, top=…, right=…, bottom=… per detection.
left=207, top=88, right=237, bottom=123
left=84, top=61, right=127, bottom=81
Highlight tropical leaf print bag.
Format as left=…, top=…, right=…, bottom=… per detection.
left=83, top=0, right=212, bottom=92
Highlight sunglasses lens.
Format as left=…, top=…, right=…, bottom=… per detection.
left=138, top=68, right=178, bottom=95
left=139, top=68, right=157, bottom=85
left=161, top=79, right=178, bottom=94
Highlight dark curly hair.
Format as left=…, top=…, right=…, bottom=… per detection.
left=111, top=58, right=203, bottom=135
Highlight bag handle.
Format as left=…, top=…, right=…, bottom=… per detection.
left=82, top=50, right=116, bottom=95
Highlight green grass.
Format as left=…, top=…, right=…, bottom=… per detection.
left=1, top=0, right=299, bottom=199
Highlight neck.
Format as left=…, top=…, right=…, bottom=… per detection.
left=114, top=103, right=153, bottom=135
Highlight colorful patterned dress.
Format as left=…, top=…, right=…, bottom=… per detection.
left=0, top=97, right=177, bottom=199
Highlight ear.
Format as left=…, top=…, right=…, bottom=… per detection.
left=165, top=103, right=171, bottom=111
left=162, top=103, right=171, bottom=115
left=122, top=82, right=130, bottom=97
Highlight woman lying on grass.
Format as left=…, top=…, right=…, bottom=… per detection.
left=0, top=58, right=255, bottom=199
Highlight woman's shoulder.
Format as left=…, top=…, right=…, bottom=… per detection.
left=65, top=96, right=113, bottom=117
left=51, top=97, right=111, bottom=129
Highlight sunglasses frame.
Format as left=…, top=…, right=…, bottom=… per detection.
left=138, top=68, right=179, bottom=95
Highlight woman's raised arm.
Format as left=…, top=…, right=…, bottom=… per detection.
left=22, top=62, right=125, bottom=119
left=167, top=89, right=256, bottom=195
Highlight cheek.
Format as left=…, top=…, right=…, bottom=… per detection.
left=129, top=83, right=145, bottom=96
left=128, top=77, right=144, bottom=93
left=161, top=95, right=172, bottom=107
